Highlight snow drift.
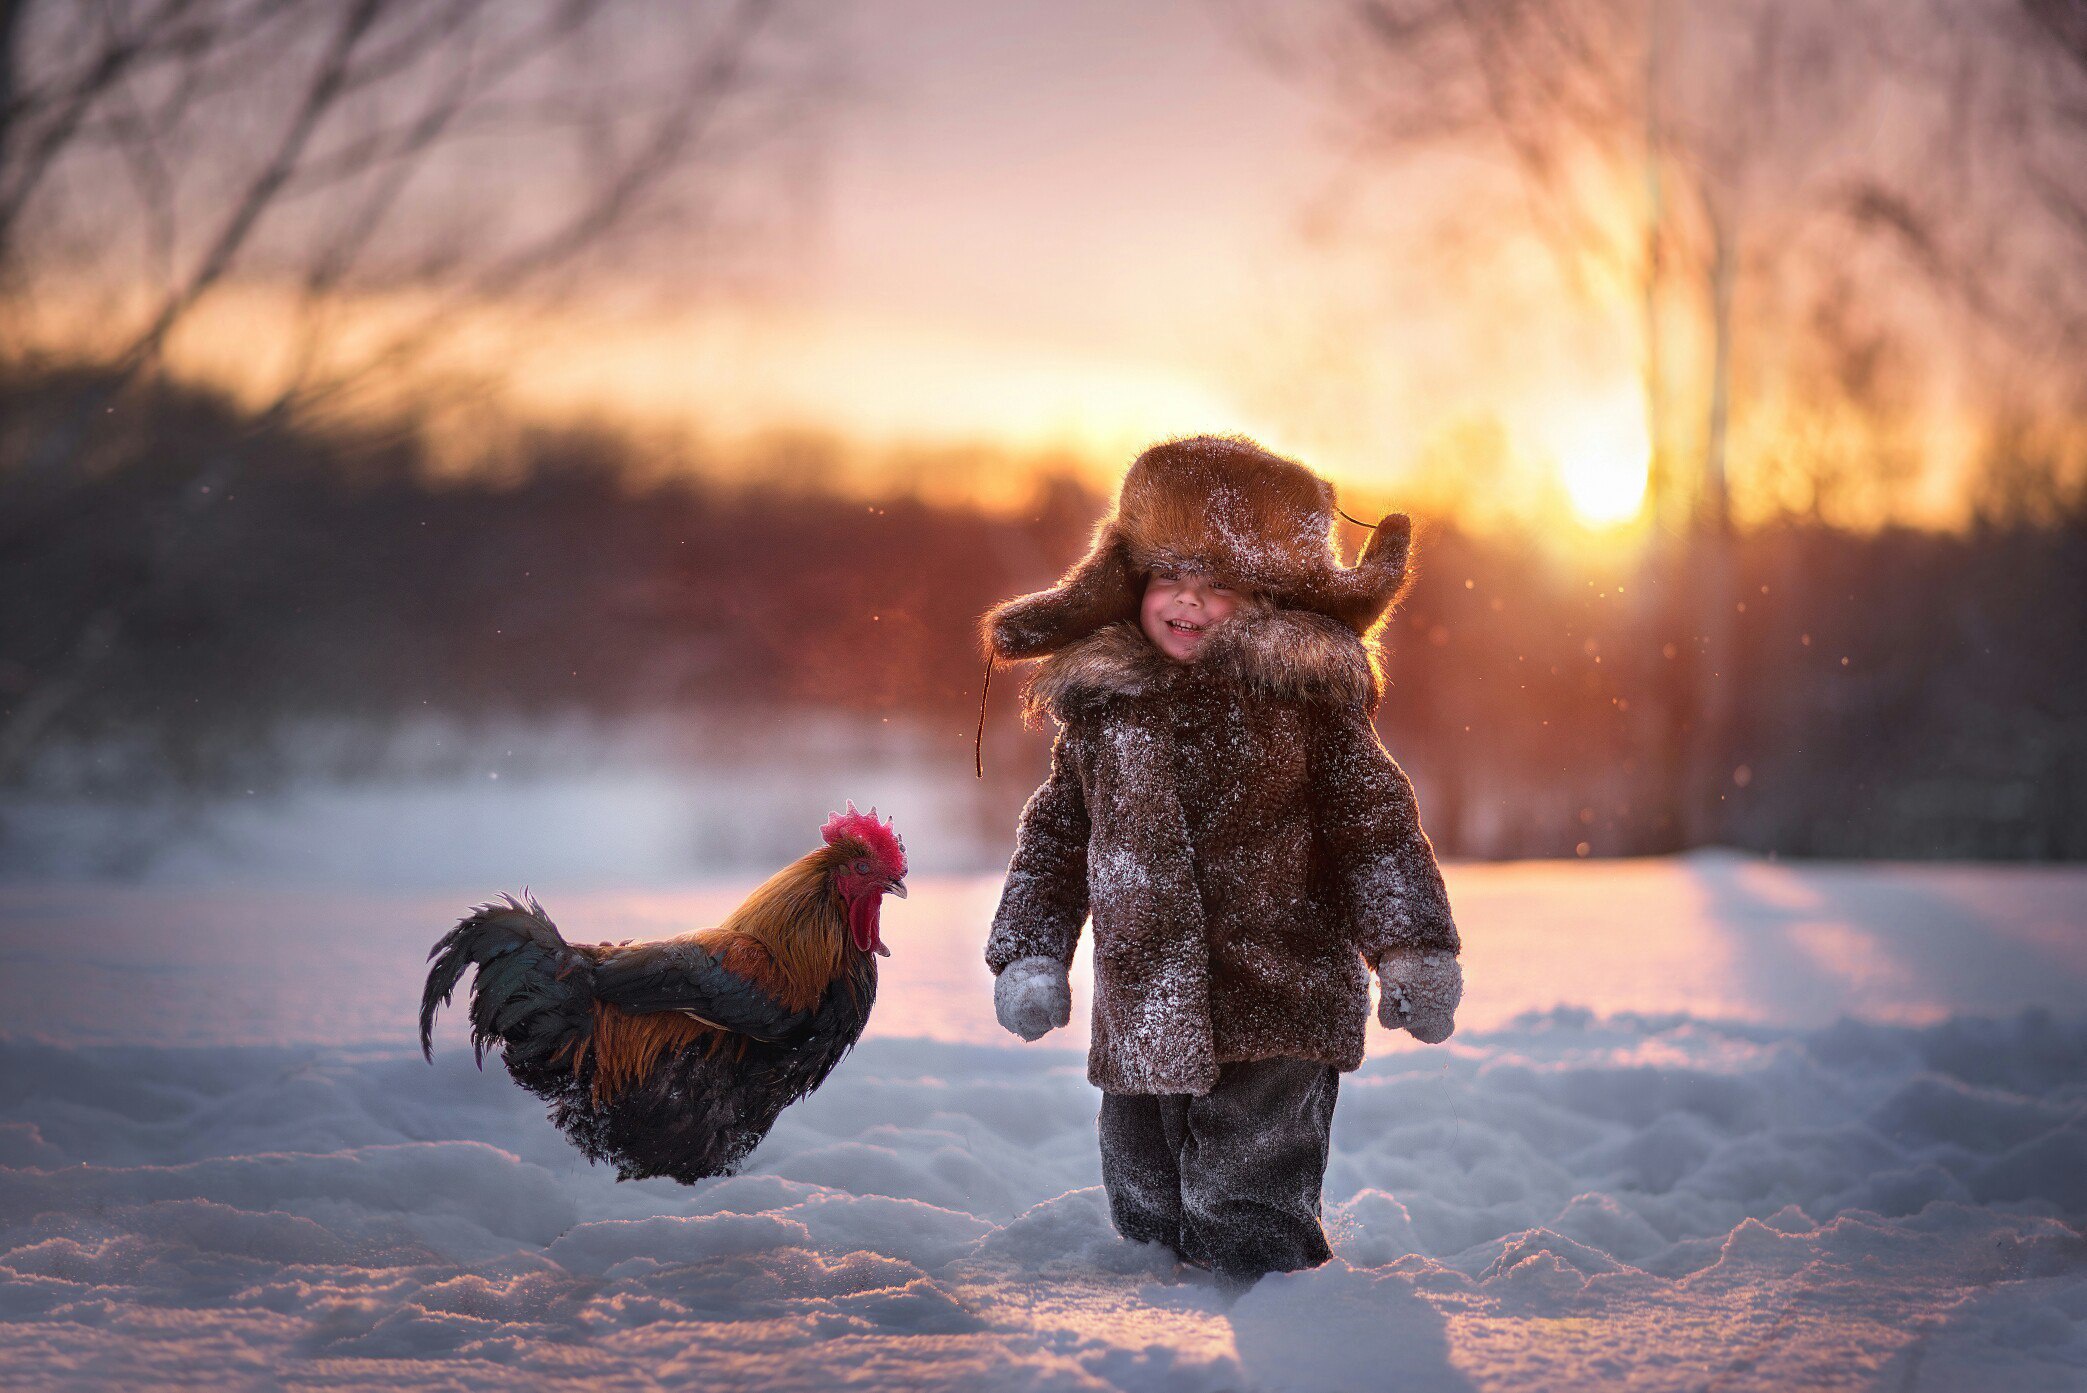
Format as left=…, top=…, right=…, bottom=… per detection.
left=2, top=1007, right=2084, bottom=1391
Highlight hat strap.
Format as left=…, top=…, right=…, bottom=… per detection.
left=973, top=653, right=994, bottom=779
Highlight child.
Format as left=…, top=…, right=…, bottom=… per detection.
left=981, top=436, right=1463, bottom=1288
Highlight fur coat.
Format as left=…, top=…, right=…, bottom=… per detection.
left=983, top=606, right=1460, bottom=1096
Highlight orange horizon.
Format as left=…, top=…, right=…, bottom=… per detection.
left=15, top=272, right=2017, bottom=544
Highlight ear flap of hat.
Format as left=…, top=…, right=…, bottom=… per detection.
left=982, top=522, right=1143, bottom=661
left=1310, top=512, right=1414, bottom=635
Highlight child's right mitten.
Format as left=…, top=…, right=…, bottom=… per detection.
left=994, top=955, right=1072, bottom=1041
left=1376, top=948, right=1463, bottom=1044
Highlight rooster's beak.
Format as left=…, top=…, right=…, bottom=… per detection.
left=886, top=878, right=907, bottom=899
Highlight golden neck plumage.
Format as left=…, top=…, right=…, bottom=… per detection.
left=716, top=846, right=853, bottom=1010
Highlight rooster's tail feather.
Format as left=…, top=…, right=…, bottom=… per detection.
left=420, top=892, right=590, bottom=1067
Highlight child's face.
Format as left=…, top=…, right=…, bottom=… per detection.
left=1140, top=569, right=1239, bottom=662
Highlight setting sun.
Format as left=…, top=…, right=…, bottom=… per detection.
left=1545, top=391, right=1652, bottom=525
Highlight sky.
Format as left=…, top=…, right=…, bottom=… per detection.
left=24, top=0, right=2026, bottom=529
left=489, top=0, right=1657, bottom=521
left=517, top=1, right=1350, bottom=450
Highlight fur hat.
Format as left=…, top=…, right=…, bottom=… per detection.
left=984, top=435, right=1414, bottom=661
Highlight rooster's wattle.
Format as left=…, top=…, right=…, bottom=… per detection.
left=419, top=804, right=906, bottom=1183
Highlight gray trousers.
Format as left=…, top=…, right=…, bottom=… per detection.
left=1097, top=1057, right=1338, bottom=1281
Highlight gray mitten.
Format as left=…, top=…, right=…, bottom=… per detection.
left=1376, top=948, right=1462, bottom=1044
left=994, top=955, right=1071, bottom=1042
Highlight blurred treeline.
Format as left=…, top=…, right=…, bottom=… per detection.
left=4, top=368, right=2080, bottom=861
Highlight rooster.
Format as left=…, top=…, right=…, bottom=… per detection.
left=419, top=804, right=906, bottom=1184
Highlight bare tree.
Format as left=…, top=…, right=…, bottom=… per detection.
left=1247, top=0, right=1925, bottom=848
left=2011, top=0, right=2087, bottom=419
left=0, top=0, right=828, bottom=777
left=2016, top=1, right=2087, bottom=236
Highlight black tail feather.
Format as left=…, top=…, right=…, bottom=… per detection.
left=419, top=892, right=591, bottom=1067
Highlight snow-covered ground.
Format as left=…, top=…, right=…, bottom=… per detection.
left=3, top=853, right=2085, bottom=1390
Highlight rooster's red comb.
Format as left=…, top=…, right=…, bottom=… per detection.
left=822, top=801, right=907, bottom=876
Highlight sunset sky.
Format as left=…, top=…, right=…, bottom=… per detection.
left=502, top=0, right=1658, bottom=522
left=109, top=0, right=1646, bottom=528
left=26, top=0, right=2029, bottom=532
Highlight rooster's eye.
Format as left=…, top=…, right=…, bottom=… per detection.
left=854, top=860, right=869, bottom=875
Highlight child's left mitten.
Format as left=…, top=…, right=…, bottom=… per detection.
left=1376, top=948, right=1462, bottom=1044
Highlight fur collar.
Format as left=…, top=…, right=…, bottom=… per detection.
left=1025, top=608, right=1380, bottom=719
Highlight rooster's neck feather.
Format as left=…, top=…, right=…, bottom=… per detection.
left=711, top=846, right=851, bottom=1007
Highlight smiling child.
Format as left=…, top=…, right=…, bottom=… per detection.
left=978, top=435, right=1464, bottom=1289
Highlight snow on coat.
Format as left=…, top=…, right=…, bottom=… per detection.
left=984, top=605, right=1459, bottom=1095
left=981, top=435, right=1461, bottom=1095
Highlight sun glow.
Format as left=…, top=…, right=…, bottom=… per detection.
left=94, top=285, right=1259, bottom=505
left=1544, top=390, right=1652, bottom=526
left=41, top=279, right=1686, bottom=534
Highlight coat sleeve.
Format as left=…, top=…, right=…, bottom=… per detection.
left=985, top=726, right=1092, bottom=973
left=1309, top=704, right=1460, bottom=963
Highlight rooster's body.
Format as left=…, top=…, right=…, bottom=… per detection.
left=420, top=807, right=905, bottom=1184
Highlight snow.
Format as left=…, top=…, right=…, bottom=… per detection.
left=2, top=853, right=2086, bottom=1389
